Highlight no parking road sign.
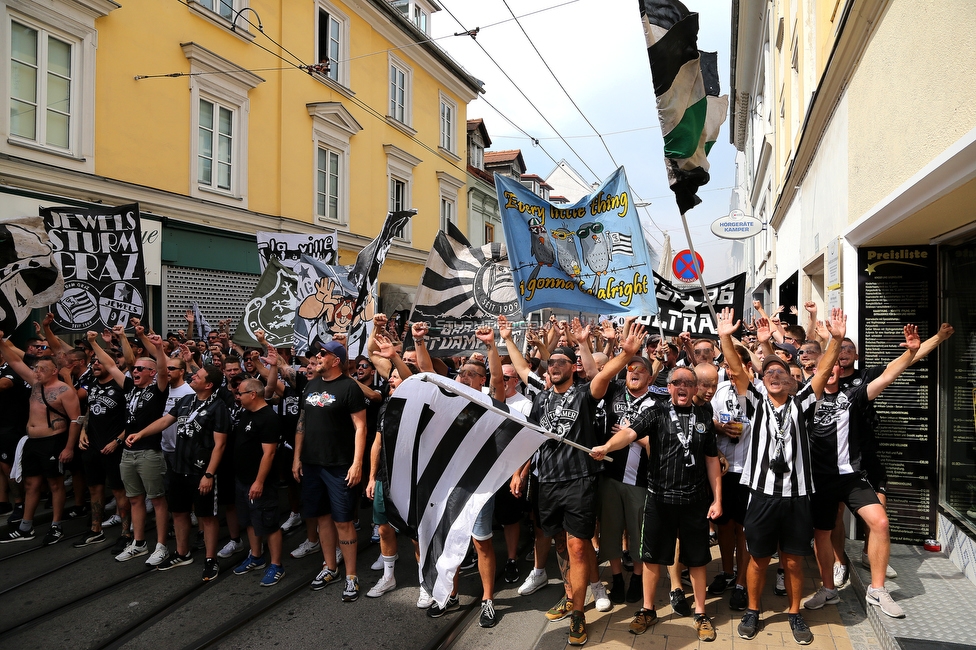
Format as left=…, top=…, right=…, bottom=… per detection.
left=673, top=250, right=704, bottom=282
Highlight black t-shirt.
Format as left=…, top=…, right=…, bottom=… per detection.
left=529, top=380, right=603, bottom=483
left=276, top=372, right=307, bottom=445
left=0, top=363, right=30, bottom=431
left=87, top=376, right=134, bottom=446
left=234, top=405, right=281, bottom=484
left=300, top=375, right=366, bottom=467
left=630, top=401, right=718, bottom=504
left=169, top=394, right=231, bottom=475
left=810, top=381, right=871, bottom=476
left=602, top=381, right=657, bottom=486
left=373, top=386, right=394, bottom=483
left=125, top=383, right=168, bottom=451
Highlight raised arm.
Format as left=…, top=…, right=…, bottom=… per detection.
left=368, top=314, right=393, bottom=379
left=40, top=312, right=73, bottom=355
left=571, top=319, right=599, bottom=380
left=717, top=308, right=748, bottom=395
left=590, top=320, right=645, bottom=400
left=755, top=317, right=775, bottom=359
left=139, top=327, right=170, bottom=391
left=411, top=322, right=434, bottom=373
left=810, top=308, right=847, bottom=398
left=0, top=333, right=35, bottom=385
left=114, top=325, right=135, bottom=369
left=374, top=334, right=412, bottom=382
left=476, top=326, right=505, bottom=402
left=803, top=301, right=821, bottom=345
left=911, top=322, right=954, bottom=366
left=867, top=324, right=920, bottom=400
left=88, top=331, right=126, bottom=387
left=498, top=315, right=532, bottom=385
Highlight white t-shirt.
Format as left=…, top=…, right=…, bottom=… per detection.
left=506, top=392, right=533, bottom=417
left=161, top=382, right=196, bottom=453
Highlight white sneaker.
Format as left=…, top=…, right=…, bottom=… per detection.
left=281, top=511, right=302, bottom=533
left=861, top=552, right=898, bottom=578
left=417, top=586, right=434, bottom=609
left=775, top=570, right=787, bottom=596
left=518, top=569, right=549, bottom=595
left=115, top=541, right=149, bottom=562
left=102, top=514, right=122, bottom=528
left=866, top=586, right=906, bottom=618
left=367, top=575, right=397, bottom=598
left=371, top=553, right=398, bottom=571
left=833, top=562, right=848, bottom=587
left=217, top=538, right=245, bottom=559
left=146, top=543, right=170, bottom=567
left=105, top=497, right=117, bottom=512
left=591, top=581, right=612, bottom=612
left=290, top=539, right=321, bottom=558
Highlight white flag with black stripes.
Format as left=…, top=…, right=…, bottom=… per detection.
left=381, top=373, right=549, bottom=609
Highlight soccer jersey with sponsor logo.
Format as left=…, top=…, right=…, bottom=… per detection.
left=810, top=381, right=871, bottom=476
left=603, top=381, right=656, bottom=487
left=87, top=376, right=133, bottom=446
left=168, top=393, right=231, bottom=475
left=741, top=382, right=817, bottom=497
left=125, top=383, right=168, bottom=451
left=529, top=380, right=603, bottom=483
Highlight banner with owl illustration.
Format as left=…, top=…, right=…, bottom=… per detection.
left=496, top=167, right=659, bottom=316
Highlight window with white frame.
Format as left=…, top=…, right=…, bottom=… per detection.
left=384, top=144, right=421, bottom=243
left=317, top=146, right=340, bottom=221
left=413, top=6, right=428, bottom=34
left=183, top=42, right=264, bottom=206
left=197, top=0, right=235, bottom=21
left=440, top=197, right=454, bottom=232
left=3, top=2, right=112, bottom=170
left=308, top=101, right=361, bottom=226
left=436, top=170, right=464, bottom=236
left=316, top=2, right=349, bottom=86
left=469, top=140, right=483, bottom=169
left=484, top=223, right=494, bottom=243
left=389, top=62, right=407, bottom=123
left=439, top=94, right=456, bottom=153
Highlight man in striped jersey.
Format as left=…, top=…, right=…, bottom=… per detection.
left=717, top=306, right=846, bottom=645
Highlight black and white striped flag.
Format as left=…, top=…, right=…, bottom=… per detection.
left=382, top=373, right=550, bottom=608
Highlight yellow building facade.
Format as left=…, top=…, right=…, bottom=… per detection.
left=1, top=0, right=480, bottom=330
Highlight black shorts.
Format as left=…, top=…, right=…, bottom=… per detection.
left=0, top=426, right=25, bottom=466
left=21, top=433, right=68, bottom=479
left=215, top=472, right=236, bottom=506
left=811, top=473, right=882, bottom=530
left=166, top=471, right=219, bottom=516
left=83, top=445, right=123, bottom=489
left=493, top=483, right=524, bottom=527
left=862, top=453, right=887, bottom=494
left=538, top=475, right=598, bottom=540
left=640, top=498, right=712, bottom=567
left=235, top=478, right=280, bottom=537
left=713, top=472, right=748, bottom=525
left=743, top=490, right=813, bottom=558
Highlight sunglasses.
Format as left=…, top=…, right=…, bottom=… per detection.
left=626, top=364, right=648, bottom=373
left=132, top=365, right=154, bottom=372
left=669, top=379, right=697, bottom=387
left=503, top=375, right=518, bottom=381
left=167, top=366, right=183, bottom=371
left=548, top=358, right=573, bottom=367
left=235, top=390, right=257, bottom=397
left=357, top=363, right=370, bottom=369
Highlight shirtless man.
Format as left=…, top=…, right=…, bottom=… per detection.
left=0, top=331, right=81, bottom=544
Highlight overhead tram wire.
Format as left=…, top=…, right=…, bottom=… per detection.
left=437, top=1, right=604, bottom=182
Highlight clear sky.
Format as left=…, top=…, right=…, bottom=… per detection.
left=430, top=0, right=737, bottom=282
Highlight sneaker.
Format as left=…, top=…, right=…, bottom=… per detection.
left=621, top=550, right=634, bottom=573
left=629, top=608, right=657, bottom=635
left=290, top=539, right=321, bottom=559
left=590, top=581, right=611, bottom=612
left=116, top=541, right=149, bottom=561
left=146, top=543, right=170, bottom=567
left=370, top=552, right=397, bottom=571
left=74, top=530, right=106, bottom=547
left=217, top=538, right=244, bottom=559
left=427, top=594, right=460, bottom=618
left=669, top=588, right=691, bottom=617
left=202, top=557, right=219, bottom=581
left=102, top=513, right=122, bottom=527
left=518, top=569, right=548, bottom=595
left=367, top=575, right=397, bottom=597
left=417, top=586, right=434, bottom=609
left=861, top=552, right=898, bottom=578
left=370, top=524, right=381, bottom=544
left=833, top=561, right=849, bottom=587
left=42, top=525, right=64, bottom=546
left=788, top=613, right=813, bottom=645
left=66, top=504, right=90, bottom=519
left=525, top=548, right=535, bottom=562
left=459, top=545, right=477, bottom=570
left=695, top=614, right=717, bottom=642
left=336, top=547, right=344, bottom=565
left=7, top=503, right=24, bottom=526
left=803, top=586, right=840, bottom=610
left=545, top=595, right=573, bottom=621
left=479, top=599, right=497, bottom=628
left=568, top=611, right=587, bottom=646
left=341, top=576, right=360, bottom=602
left=738, top=610, right=761, bottom=639
left=105, top=496, right=117, bottom=512
left=310, top=565, right=340, bottom=590
left=503, top=558, right=519, bottom=584
left=775, top=569, right=787, bottom=596
left=158, top=553, right=193, bottom=571
left=260, top=564, right=285, bottom=587
left=280, top=511, right=302, bottom=533
left=611, top=573, right=625, bottom=604
left=729, top=585, right=748, bottom=611
left=708, top=571, right=736, bottom=595
left=866, top=586, right=906, bottom=618
left=111, top=535, right=133, bottom=555
left=1, top=527, right=35, bottom=543
left=626, top=573, right=643, bottom=603
left=680, top=568, right=692, bottom=586
left=234, top=554, right=267, bottom=575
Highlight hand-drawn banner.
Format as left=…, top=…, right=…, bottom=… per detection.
left=639, top=271, right=745, bottom=338
left=257, top=230, right=338, bottom=271
left=497, top=166, right=659, bottom=317
left=0, top=216, right=64, bottom=334
left=292, top=256, right=374, bottom=357
left=41, top=203, right=147, bottom=332
left=233, top=256, right=298, bottom=349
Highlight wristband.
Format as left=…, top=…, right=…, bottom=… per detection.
left=204, top=472, right=215, bottom=479
left=115, top=437, right=125, bottom=446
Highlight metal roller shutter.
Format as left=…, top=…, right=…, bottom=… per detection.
left=162, top=265, right=259, bottom=337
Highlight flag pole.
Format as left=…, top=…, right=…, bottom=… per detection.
left=420, top=374, right=612, bottom=462
left=679, top=211, right=719, bottom=325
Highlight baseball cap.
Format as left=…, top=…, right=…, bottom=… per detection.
left=320, top=340, right=347, bottom=364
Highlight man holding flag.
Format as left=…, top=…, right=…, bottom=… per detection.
left=524, top=320, right=647, bottom=646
